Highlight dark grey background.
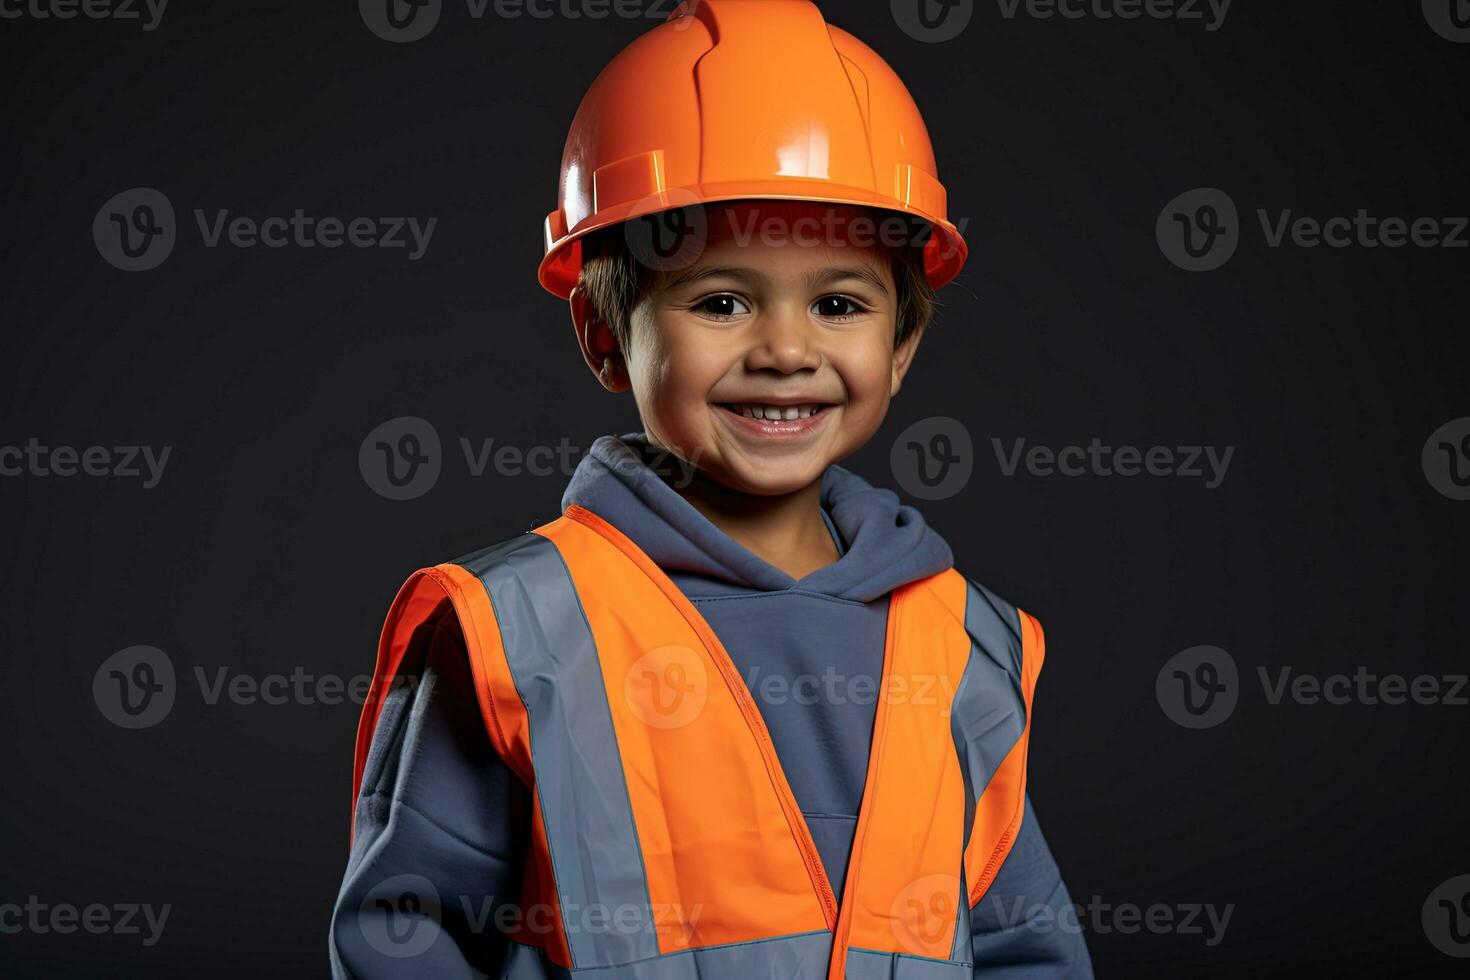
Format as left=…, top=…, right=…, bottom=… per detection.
left=2, top=1, right=1467, bottom=976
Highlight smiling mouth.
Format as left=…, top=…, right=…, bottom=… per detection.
left=715, top=402, right=833, bottom=421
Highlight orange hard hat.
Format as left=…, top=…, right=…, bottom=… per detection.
left=537, top=0, right=969, bottom=298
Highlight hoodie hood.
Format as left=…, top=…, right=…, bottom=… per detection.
left=561, top=432, right=953, bottom=603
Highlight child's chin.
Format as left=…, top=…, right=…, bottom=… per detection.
left=715, top=457, right=829, bottom=497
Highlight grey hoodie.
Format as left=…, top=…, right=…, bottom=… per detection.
left=330, top=433, right=1093, bottom=978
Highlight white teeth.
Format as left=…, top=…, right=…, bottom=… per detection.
left=729, top=403, right=825, bottom=420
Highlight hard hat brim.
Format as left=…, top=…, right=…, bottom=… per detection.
left=538, top=180, right=968, bottom=300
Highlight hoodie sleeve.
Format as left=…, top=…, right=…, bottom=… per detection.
left=969, top=798, right=1094, bottom=978
left=330, top=610, right=532, bottom=979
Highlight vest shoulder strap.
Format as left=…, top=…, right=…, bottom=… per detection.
left=949, top=573, right=1045, bottom=906
left=349, top=531, right=549, bottom=832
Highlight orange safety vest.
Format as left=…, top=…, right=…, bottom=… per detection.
left=351, top=504, right=1044, bottom=979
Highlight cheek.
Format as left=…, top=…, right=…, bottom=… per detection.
left=626, top=313, right=678, bottom=392
left=632, top=316, right=724, bottom=411
left=662, top=317, right=740, bottom=386
left=837, top=338, right=900, bottom=402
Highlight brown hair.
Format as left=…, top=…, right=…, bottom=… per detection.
left=575, top=204, right=939, bottom=356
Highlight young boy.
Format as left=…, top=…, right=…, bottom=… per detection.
left=331, top=2, right=1092, bottom=977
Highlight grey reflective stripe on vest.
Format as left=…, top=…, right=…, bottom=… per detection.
left=501, top=930, right=833, bottom=978
left=950, top=580, right=1028, bottom=858
left=457, top=534, right=660, bottom=970
left=846, top=947, right=974, bottom=979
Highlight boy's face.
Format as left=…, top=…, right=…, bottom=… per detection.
left=579, top=201, right=925, bottom=497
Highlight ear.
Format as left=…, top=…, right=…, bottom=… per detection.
left=570, top=286, right=629, bottom=392
left=890, top=323, right=926, bottom=397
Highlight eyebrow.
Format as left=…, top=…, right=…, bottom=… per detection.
left=661, top=266, right=764, bottom=290
left=805, top=265, right=891, bottom=297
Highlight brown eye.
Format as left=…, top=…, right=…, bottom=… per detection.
left=814, top=295, right=864, bottom=318
left=695, top=294, right=750, bottom=319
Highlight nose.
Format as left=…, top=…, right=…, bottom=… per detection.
left=744, top=301, right=820, bottom=375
